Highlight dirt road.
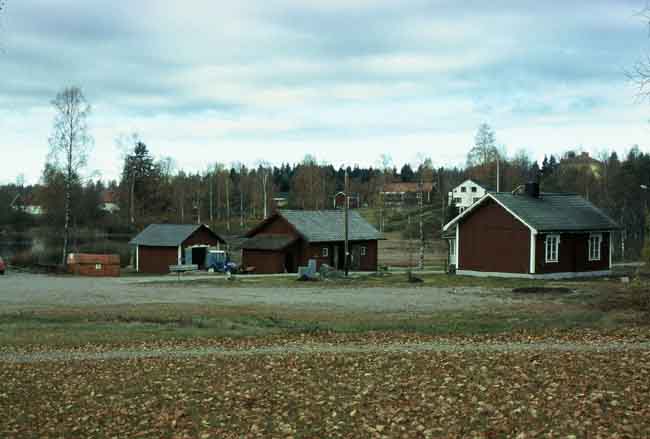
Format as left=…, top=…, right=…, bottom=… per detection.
left=0, top=272, right=512, bottom=313
left=2, top=339, right=649, bottom=363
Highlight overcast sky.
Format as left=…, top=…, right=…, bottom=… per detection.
left=2, top=0, right=650, bottom=184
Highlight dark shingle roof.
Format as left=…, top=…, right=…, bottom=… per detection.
left=489, top=193, right=618, bottom=232
left=129, top=224, right=223, bottom=247
left=242, top=235, right=297, bottom=250
left=279, top=210, right=382, bottom=242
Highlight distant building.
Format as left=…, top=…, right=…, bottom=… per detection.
left=560, top=151, right=603, bottom=178
left=99, top=191, right=120, bottom=214
left=333, top=192, right=360, bottom=209
left=271, top=192, right=289, bottom=209
left=10, top=194, right=44, bottom=216
left=448, top=179, right=487, bottom=213
left=380, top=182, right=435, bottom=207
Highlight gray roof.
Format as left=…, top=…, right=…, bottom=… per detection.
left=446, top=193, right=619, bottom=232
left=242, top=235, right=297, bottom=251
left=129, top=224, right=223, bottom=247
left=279, top=210, right=383, bottom=242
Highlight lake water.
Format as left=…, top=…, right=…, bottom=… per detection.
left=0, top=231, right=132, bottom=266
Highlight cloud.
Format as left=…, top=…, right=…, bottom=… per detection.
left=2, top=0, right=650, bottom=184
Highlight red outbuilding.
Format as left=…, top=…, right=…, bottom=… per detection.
left=442, top=183, right=619, bottom=279
left=129, top=224, right=225, bottom=274
left=242, top=210, right=382, bottom=274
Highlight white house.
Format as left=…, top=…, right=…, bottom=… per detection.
left=448, top=179, right=487, bottom=213
left=99, top=191, right=120, bottom=214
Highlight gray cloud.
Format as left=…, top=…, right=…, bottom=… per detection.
left=1, top=0, right=649, bottom=183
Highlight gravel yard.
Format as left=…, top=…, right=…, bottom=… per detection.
left=0, top=272, right=513, bottom=313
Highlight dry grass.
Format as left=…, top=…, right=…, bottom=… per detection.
left=378, top=232, right=446, bottom=269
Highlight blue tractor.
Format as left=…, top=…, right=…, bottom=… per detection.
left=206, top=250, right=237, bottom=273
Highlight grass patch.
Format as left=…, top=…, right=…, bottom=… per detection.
left=0, top=301, right=619, bottom=349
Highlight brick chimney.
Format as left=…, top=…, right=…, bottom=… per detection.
left=525, top=181, right=540, bottom=198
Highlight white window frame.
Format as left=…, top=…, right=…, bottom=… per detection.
left=588, top=233, right=602, bottom=261
left=360, top=246, right=367, bottom=256
left=545, top=234, right=559, bottom=263
left=322, top=247, right=329, bottom=257
left=449, top=239, right=455, bottom=256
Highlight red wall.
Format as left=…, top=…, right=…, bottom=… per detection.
left=535, top=232, right=610, bottom=274
left=301, top=240, right=377, bottom=271
left=242, top=250, right=287, bottom=274
left=459, top=199, right=530, bottom=274
left=138, top=246, right=178, bottom=274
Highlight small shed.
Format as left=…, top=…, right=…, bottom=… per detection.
left=129, top=224, right=225, bottom=274
left=67, top=253, right=120, bottom=277
left=442, top=183, right=619, bottom=279
left=242, top=210, right=383, bottom=274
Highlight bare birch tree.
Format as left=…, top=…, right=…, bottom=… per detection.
left=47, top=86, right=92, bottom=265
left=467, top=123, right=497, bottom=168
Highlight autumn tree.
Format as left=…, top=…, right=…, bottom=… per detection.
left=47, top=86, right=92, bottom=265
left=291, top=155, right=327, bottom=209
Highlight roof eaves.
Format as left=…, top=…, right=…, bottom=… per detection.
left=442, top=194, right=491, bottom=231
left=489, top=195, right=537, bottom=234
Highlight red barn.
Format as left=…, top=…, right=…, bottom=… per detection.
left=242, top=210, right=382, bottom=274
left=129, top=224, right=225, bottom=274
left=442, top=183, right=619, bottom=279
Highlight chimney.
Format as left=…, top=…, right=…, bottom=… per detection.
left=525, top=182, right=540, bottom=198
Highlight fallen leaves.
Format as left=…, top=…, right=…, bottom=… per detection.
left=1, top=332, right=650, bottom=438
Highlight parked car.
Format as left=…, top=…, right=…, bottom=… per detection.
left=0, top=256, right=5, bottom=275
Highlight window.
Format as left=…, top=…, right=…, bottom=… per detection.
left=360, top=246, right=367, bottom=256
left=449, top=239, right=455, bottom=256
left=471, top=186, right=477, bottom=193
left=588, top=233, right=602, bottom=261
left=545, top=235, right=559, bottom=263
left=322, top=247, right=329, bottom=257
left=461, top=187, right=467, bottom=193
left=454, top=197, right=462, bottom=203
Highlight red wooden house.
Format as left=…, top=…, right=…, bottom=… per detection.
left=442, top=183, right=619, bottom=279
left=242, top=210, right=382, bottom=274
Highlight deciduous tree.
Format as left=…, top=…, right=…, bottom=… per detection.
left=47, top=86, right=92, bottom=265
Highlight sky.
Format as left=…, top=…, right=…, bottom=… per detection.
left=2, top=0, right=650, bottom=184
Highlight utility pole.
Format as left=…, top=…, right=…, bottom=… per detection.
left=262, top=171, right=268, bottom=219
left=418, top=175, right=424, bottom=271
left=226, top=174, right=231, bottom=232
left=209, top=171, right=214, bottom=223
left=344, top=168, right=349, bottom=277
left=196, top=190, right=201, bottom=225
left=496, top=153, right=500, bottom=192
left=240, top=187, right=244, bottom=228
